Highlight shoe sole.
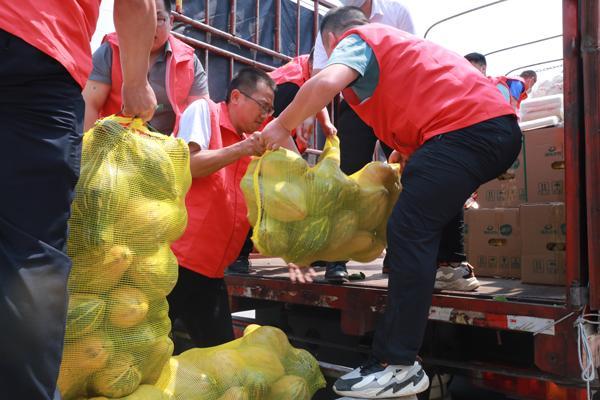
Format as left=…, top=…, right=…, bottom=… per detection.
left=333, top=374, right=429, bottom=398
left=434, top=277, right=480, bottom=291
left=326, top=277, right=349, bottom=284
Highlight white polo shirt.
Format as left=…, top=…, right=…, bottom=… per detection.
left=313, top=0, right=415, bottom=70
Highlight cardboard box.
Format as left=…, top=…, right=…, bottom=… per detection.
left=520, top=202, right=566, bottom=285
left=524, top=126, right=565, bottom=202
left=477, top=150, right=527, bottom=208
left=466, top=208, right=521, bottom=279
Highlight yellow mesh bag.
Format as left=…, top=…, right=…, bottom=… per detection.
left=154, top=325, right=325, bottom=400
left=242, top=136, right=401, bottom=265
left=59, top=116, right=191, bottom=399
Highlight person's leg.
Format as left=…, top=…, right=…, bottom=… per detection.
left=326, top=101, right=380, bottom=282
left=337, top=100, right=379, bottom=175
left=226, top=229, right=253, bottom=274
left=0, top=30, right=84, bottom=400
left=167, top=265, right=196, bottom=354
left=437, top=210, right=466, bottom=263
left=435, top=209, right=480, bottom=291
left=170, top=267, right=234, bottom=348
left=334, top=115, right=522, bottom=398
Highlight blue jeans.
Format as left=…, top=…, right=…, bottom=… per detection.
left=0, top=30, right=84, bottom=399
left=372, top=114, right=522, bottom=364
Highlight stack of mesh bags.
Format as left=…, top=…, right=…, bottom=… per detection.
left=241, top=135, right=401, bottom=265
left=154, top=325, right=326, bottom=400
left=58, top=117, right=191, bottom=399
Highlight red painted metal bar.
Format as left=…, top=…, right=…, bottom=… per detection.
left=581, top=0, right=600, bottom=308
left=296, top=0, right=301, bottom=56
left=274, top=0, right=281, bottom=53
left=229, top=0, right=237, bottom=36
left=562, top=0, right=585, bottom=305
left=226, top=274, right=570, bottom=321
left=226, top=273, right=583, bottom=380
left=171, top=31, right=276, bottom=71
left=172, top=12, right=291, bottom=62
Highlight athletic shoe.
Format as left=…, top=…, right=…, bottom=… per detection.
left=333, top=359, right=429, bottom=398
left=434, top=262, right=480, bottom=291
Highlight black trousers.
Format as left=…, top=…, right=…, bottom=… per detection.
left=337, top=100, right=394, bottom=174
left=336, top=101, right=467, bottom=264
left=167, top=266, right=234, bottom=350
left=372, top=115, right=522, bottom=364
left=0, top=31, right=84, bottom=400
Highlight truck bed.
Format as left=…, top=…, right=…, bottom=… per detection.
left=226, top=256, right=571, bottom=338
left=239, top=257, right=565, bottom=305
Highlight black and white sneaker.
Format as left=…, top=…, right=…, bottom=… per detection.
left=333, top=359, right=429, bottom=398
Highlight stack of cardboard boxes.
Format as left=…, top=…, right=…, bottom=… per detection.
left=465, top=126, right=566, bottom=285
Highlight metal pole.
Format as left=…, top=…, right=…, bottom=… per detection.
left=274, top=0, right=281, bottom=53
left=296, top=0, right=301, bottom=56
left=255, top=0, right=260, bottom=44
left=229, top=0, right=237, bottom=36
left=172, top=31, right=276, bottom=71
left=173, top=12, right=291, bottom=62
left=581, top=0, right=600, bottom=307
left=504, top=58, right=564, bottom=76
left=424, top=0, right=507, bottom=39
left=313, top=0, right=319, bottom=43
left=204, top=0, right=210, bottom=74
left=484, top=35, right=563, bottom=58
left=561, top=0, right=584, bottom=306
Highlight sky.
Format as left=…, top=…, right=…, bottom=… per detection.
left=92, top=0, right=564, bottom=82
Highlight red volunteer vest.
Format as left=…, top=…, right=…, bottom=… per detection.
left=0, top=1, right=100, bottom=88
left=100, top=33, right=196, bottom=135
left=171, top=101, right=251, bottom=278
left=269, top=55, right=311, bottom=87
left=337, top=24, right=515, bottom=156
left=492, top=76, right=529, bottom=110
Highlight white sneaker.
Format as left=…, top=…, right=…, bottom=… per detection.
left=435, top=262, right=480, bottom=291
left=333, top=360, right=429, bottom=398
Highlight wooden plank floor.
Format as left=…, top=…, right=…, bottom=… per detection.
left=244, top=256, right=566, bottom=304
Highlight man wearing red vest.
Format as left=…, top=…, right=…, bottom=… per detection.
left=465, top=53, right=538, bottom=112
left=262, top=7, right=521, bottom=398
left=83, top=0, right=209, bottom=135
left=494, top=70, right=538, bottom=111
left=168, top=68, right=275, bottom=349
left=227, top=52, right=338, bottom=274
left=0, top=1, right=157, bottom=399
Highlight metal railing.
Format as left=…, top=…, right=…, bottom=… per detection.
left=172, top=0, right=336, bottom=152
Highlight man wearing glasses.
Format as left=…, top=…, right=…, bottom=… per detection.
left=168, top=67, right=276, bottom=350
left=83, top=0, right=209, bottom=134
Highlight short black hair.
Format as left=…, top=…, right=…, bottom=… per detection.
left=320, top=6, right=369, bottom=37
left=520, top=70, right=537, bottom=80
left=162, top=0, right=171, bottom=13
left=226, top=67, right=276, bottom=103
left=464, top=52, right=487, bottom=67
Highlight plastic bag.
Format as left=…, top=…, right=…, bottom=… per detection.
left=156, top=325, right=326, bottom=400
left=242, top=135, right=401, bottom=265
left=58, top=116, right=191, bottom=399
